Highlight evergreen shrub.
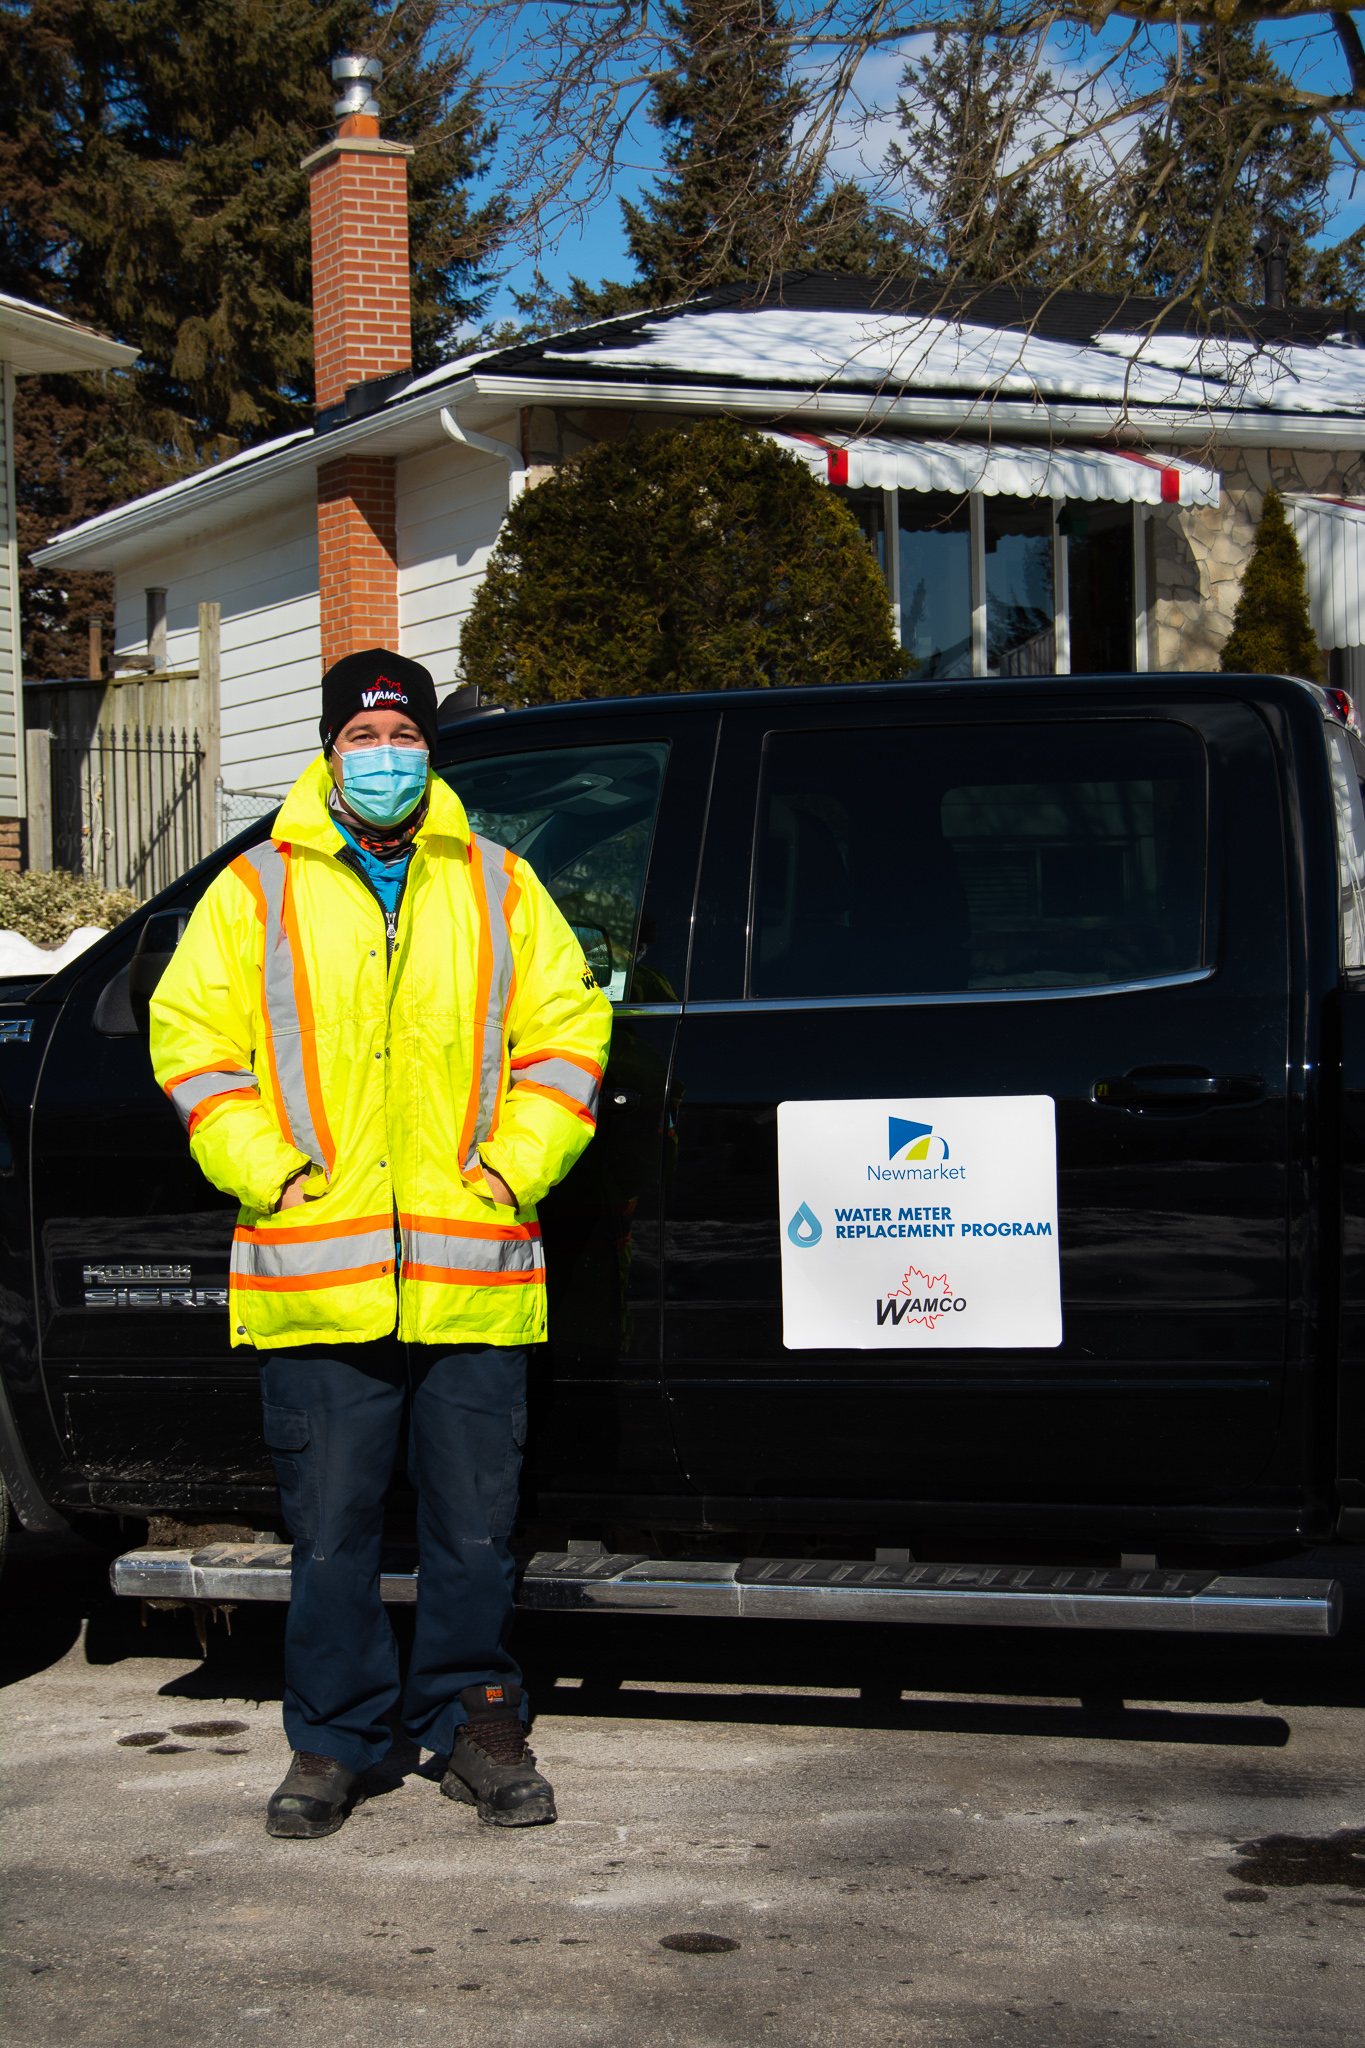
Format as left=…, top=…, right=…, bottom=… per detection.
left=1220, top=488, right=1324, bottom=682
left=0, top=870, right=138, bottom=947
left=458, top=417, right=906, bottom=703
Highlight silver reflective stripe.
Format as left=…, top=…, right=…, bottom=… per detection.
left=510, top=1055, right=599, bottom=1119
left=465, top=834, right=517, bottom=1173
left=167, top=1068, right=258, bottom=1130
left=238, top=841, right=327, bottom=1168
left=231, top=1226, right=394, bottom=1283
left=402, top=1226, right=544, bottom=1278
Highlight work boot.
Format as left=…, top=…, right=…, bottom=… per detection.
left=440, top=1681, right=556, bottom=1827
left=265, top=1750, right=358, bottom=1839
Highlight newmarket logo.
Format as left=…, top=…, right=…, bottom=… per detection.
left=876, top=1265, right=967, bottom=1330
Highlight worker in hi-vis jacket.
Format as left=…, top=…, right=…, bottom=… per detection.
left=150, top=648, right=612, bottom=1840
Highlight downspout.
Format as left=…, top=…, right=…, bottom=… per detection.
left=439, top=407, right=527, bottom=506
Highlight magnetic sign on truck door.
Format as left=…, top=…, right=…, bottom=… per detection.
left=777, top=1096, right=1062, bottom=1350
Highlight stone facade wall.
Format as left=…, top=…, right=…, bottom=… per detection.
left=1148, top=442, right=1365, bottom=672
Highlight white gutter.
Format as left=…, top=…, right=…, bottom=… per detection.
left=439, top=406, right=526, bottom=503
left=33, top=364, right=1365, bottom=570
left=464, top=372, right=1365, bottom=450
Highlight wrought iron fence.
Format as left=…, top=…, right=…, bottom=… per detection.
left=51, top=717, right=206, bottom=895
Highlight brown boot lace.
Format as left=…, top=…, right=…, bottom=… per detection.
left=293, top=1751, right=344, bottom=1780
left=463, top=1714, right=530, bottom=1768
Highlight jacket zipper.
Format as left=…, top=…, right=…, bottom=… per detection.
left=334, top=844, right=417, bottom=1311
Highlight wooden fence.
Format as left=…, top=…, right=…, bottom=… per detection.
left=24, top=600, right=221, bottom=895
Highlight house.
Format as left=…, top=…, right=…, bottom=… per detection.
left=30, top=60, right=1365, bottom=834
left=0, top=294, right=137, bottom=867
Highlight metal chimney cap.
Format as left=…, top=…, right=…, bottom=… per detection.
left=331, top=52, right=381, bottom=123
left=332, top=54, right=382, bottom=85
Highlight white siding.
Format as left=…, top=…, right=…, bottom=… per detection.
left=0, top=363, right=22, bottom=818
left=396, top=431, right=510, bottom=684
left=114, top=496, right=321, bottom=798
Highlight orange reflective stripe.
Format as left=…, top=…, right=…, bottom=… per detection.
left=512, top=1077, right=597, bottom=1128
left=279, top=848, right=336, bottom=1175
left=235, top=846, right=290, bottom=1145
left=491, top=847, right=522, bottom=1148
left=230, top=852, right=268, bottom=922
left=187, top=1087, right=258, bottom=1136
left=508, top=1048, right=603, bottom=1082
left=236, top=1212, right=391, bottom=1247
left=403, top=1263, right=545, bottom=1288
left=232, top=1264, right=392, bottom=1293
left=459, top=836, right=500, bottom=1178
left=398, top=1212, right=540, bottom=1241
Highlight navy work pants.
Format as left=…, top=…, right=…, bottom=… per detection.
left=259, top=1339, right=528, bottom=1774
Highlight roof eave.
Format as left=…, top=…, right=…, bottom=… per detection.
left=0, top=302, right=139, bottom=375
left=32, top=362, right=1365, bottom=571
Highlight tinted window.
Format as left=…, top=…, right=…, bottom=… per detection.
left=750, top=721, right=1206, bottom=999
left=444, top=743, right=669, bottom=1001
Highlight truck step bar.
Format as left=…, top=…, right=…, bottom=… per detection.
left=111, top=1545, right=1343, bottom=1637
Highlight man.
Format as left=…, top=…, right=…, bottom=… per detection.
left=150, top=649, right=612, bottom=1841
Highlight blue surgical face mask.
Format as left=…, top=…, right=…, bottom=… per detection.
left=337, top=744, right=429, bottom=827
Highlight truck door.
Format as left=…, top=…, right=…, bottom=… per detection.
left=663, top=691, right=1296, bottom=1522
left=437, top=713, right=714, bottom=1511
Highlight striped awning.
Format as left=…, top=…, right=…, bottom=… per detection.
left=1287, top=495, right=1365, bottom=651
left=769, top=431, right=1220, bottom=508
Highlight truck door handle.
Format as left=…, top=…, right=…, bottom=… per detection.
left=1094, top=1066, right=1266, bottom=1111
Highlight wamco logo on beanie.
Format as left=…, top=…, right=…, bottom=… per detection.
left=360, top=680, right=409, bottom=708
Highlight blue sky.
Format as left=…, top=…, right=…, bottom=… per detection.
left=473, top=14, right=1365, bottom=328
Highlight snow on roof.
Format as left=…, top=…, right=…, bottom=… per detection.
left=44, top=427, right=314, bottom=547
left=543, top=308, right=1365, bottom=417
left=0, top=290, right=138, bottom=372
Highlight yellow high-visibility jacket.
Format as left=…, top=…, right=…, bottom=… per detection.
left=149, top=756, right=613, bottom=1351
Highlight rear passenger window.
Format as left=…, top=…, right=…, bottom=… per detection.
left=750, top=721, right=1207, bottom=999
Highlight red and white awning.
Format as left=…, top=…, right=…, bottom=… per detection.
left=768, top=431, right=1220, bottom=507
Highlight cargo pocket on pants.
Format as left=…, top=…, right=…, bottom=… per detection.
left=262, top=1403, right=318, bottom=1546
left=491, top=1402, right=527, bottom=1540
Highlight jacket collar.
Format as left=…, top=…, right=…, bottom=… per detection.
left=272, top=754, right=473, bottom=855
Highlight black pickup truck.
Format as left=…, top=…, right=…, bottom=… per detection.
left=3, top=672, right=1362, bottom=1640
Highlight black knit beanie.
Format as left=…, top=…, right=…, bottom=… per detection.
left=319, top=649, right=438, bottom=756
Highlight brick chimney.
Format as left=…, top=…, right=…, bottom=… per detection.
left=302, top=56, right=414, bottom=669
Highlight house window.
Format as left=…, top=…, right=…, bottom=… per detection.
left=898, top=493, right=972, bottom=678
left=839, top=481, right=1145, bottom=679
left=1062, top=499, right=1135, bottom=673
left=984, top=499, right=1055, bottom=675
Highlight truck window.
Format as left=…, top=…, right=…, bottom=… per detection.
left=443, top=743, right=669, bottom=1001
left=750, top=720, right=1206, bottom=999
left=1326, top=726, right=1365, bottom=971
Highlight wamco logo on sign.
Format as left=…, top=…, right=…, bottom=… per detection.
left=867, top=1116, right=964, bottom=1184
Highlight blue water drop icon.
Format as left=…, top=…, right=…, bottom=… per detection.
left=787, top=1202, right=822, bottom=1248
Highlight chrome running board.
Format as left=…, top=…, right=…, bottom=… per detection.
left=111, top=1545, right=1342, bottom=1636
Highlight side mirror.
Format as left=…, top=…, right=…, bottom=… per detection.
left=569, top=922, right=613, bottom=990
left=94, top=911, right=188, bottom=1038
